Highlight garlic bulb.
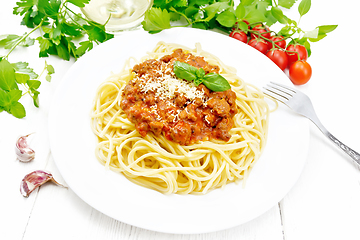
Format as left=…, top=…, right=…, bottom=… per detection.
left=20, top=170, right=66, bottom=197
left=15, top=134, right=35, bottom=162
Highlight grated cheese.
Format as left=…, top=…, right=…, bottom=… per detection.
left=136, top=62, right=206, bottom=103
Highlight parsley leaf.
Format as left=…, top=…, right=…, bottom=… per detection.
left=1, top=0, right=114, bottom=119
left=142, top=8, right=172, bottom=33
left=67, top=0, right=91, bottom=8
left=0, top=34, right=35, bottom=49
left=12, top=61, right=39, bottom=79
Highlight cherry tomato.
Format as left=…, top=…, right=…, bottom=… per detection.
left=267, top=36, right=286, bottom=49
left=229, top=31, right=248, bottom=43
left=248, top=38, right=268, bottom=54
left=250, top=24, right=271, bottom=39
left=266, top=49, right=288, bottom=71
left=289, top=60, right=312, bottom=85
left=286, top=44, right=308, bottom=67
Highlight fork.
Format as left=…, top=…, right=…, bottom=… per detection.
left=263, top=82, right=360, bottom=167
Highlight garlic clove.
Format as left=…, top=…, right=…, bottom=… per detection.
left=15, top=133, right=35, bottom=162
left=20, top=170, right=66, bottom=198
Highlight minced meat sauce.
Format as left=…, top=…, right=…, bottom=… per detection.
left=120, top=49, right=237, bottom=145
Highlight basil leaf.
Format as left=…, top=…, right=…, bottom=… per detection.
left=298, top=0, right=311, bottom=17
left=202, top=73, right=231, bottom=92
left=195, top=68, right=205, bottom=79
left=27, top=79, right=41, bottom=89
left=216, top=10, right=236, bottom=28
left=235, top=3, right=246, bottom=19
left=10, top=101, right=26, bottom=118
left=318, top=25, right=338, bottom=34
left=271, top=6, right=288, bottom=24
left=15, top=73, right=30, bottom=84
left=173, top=61, right=198, bottom=81
left=278, top=0, right=297, bottom=9
left=0, top=59, right=18, bottom=91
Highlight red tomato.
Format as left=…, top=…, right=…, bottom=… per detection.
left=266, top=49, right=288, bottom=71
left=267, top=36, right=286, bottom=49
left=250, top=24, right=271, bottom=39
left=248, top=38, right=268, bottom=54
left=286, top=44, right=308, bottom=67
left=229, top=31, right=248, bottom=43
left=289, top=60, right=312, bottom=85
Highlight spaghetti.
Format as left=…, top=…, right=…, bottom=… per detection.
left=91, top=42, right=270, bottom=194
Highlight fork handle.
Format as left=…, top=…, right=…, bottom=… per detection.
left=326, top=132, right=360, bottom=166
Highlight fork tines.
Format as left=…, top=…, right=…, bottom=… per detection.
left=263, top=82, right=296, bottom=104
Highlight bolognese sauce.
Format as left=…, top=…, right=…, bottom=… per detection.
left=120, top=49, right=237, bottom=145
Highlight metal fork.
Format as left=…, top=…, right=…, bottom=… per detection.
left=263, top=82, right=360, bottom=167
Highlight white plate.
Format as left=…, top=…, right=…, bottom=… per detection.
left=48, top=28, right=309, bottom=234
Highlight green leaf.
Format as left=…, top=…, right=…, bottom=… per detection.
left=278, top=0, right=297, bottom=9
left=189, top=0, right=210, bottom=6
left=142, top=8, right=171, bottom=33
left=0, top=34, right=35, bottom=49
left=12, top=61, right=39, bottom=79
left=75, top=40, right=93, bottom=56
left=185, top=6, right=199, bottom=18
left=13, top=0, right=34, bottom=16
left=46, top=63, right=55, bottom=74
left=233, top=21, right=247, bottom=32
left=298, top=0, right=311, bottom=17
left=31, top=90, right=40, bottom=107
left=195, top=68, right=205, bottom=79
left=317, top=25, right=338, bottom=34
left=27, top=80, right=41, bottom=89
left=37, top=36, right=52, bottom=53
left=15, top=73, right=30, bottom=84
left=45, top=75, right=52, bottom=82
left=244, top=8, right=266, bottom=23
left=192, top=22, right=207, bottom=30
left=303, top=28, right=319, bottom=38
left=203, top=2, right=230, bottom=21
left=172, top=0, right=187, bottom=8
left=241, top=0, right=255, bottom=6
left=308, top=33, right=327, bottom=42
left=10, top=102, right=26, bottom=118
left=202, top=73, right=231, bottom=92
left=38, top=0, right=61, bottom=18
left=216, top=10, right=236, bottom=28
left=235, top=3, right=246, bottom=19
left=61, top=22, right=82, bottom=37
left=0, top=59, right=18, bottom=91
left=55, top=42, right=70, bottom=61
left=271, top=6, right=287, bottom=24
left=83, top=23, right=114, bottom=43
left=67, top=0, right=91, bottom=7
left=9, top=89, right=22, bottom=103
left=173, top=61, right=198, bottom=81
left=0, top=89, right=10, bottom=108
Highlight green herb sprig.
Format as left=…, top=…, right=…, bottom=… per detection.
left=173, top=61, right=231, bottom=92
left=0, top=0, right=114, bottom=118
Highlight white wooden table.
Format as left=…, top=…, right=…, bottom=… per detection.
left=1, top=1, right=360, bottom=239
